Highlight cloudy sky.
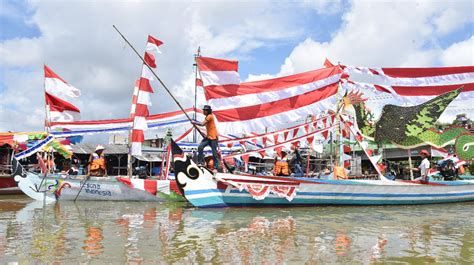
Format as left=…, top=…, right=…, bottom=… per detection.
left=1, top=0, right=473, bottom=134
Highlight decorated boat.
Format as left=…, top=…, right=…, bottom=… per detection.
left=11, top=156, right=181, bottom=202
left=170, top=140, right=474, bottom=207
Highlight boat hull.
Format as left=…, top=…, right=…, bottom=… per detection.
left=14, top=172, right=168, bottom=202
left=185, top=179, right=474, bottom=207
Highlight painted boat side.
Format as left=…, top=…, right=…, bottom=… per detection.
left=170, top=141, right=474, bottom=208
left=183, top=177, right=474, bottom=208
left=15, top=172, right=165, bottom=202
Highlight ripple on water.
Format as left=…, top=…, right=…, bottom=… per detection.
left=0, top=197, right=473, bottom=263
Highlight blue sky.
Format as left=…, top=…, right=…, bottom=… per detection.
left=0, top=0, right=40, bottom=41
left=0, top=0, right=473, bottom=133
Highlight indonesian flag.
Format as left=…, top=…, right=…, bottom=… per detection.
left=44, top=65, right=81, bottom=98
left=197, top=56, right=342, bottom=134
left=431, top=146, right=449, bottom=158
left=146, top=35, right=163, bottom=54
left=45, top=92, right=81, bottom=122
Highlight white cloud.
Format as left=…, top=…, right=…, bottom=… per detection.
left=0, top=1, right=304, bottom=132
left=277, top=0, right=474, bottom=76
left=0, top=0, right=472, bottom=133
left=433, top=2, right=474, bottom=35
left=441, top=36, right=474, bottom=66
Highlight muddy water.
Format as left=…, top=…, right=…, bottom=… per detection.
left=0, top=195, right=472, bottom=264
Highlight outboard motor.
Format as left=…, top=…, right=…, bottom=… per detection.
left=436, top=159, right=458, bottom=181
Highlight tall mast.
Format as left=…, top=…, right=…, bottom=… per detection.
left=193, top=46, right=201, bottom=143
left=43, top=64, right=51, bottom=133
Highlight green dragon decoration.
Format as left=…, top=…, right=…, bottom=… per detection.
left=351, top=88, right=474, bottom=161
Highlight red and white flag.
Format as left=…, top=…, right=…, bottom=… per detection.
left=130, top=35, right=162, bottom=156
left=45, top=92, right=80, bottom=122
left=431, top=146, right=449, bottom=158
left=146, top=35, right=163, bottom=54
left=341, top=64, right=474, bottom=106
left=197, top=56, right=343, bottom=134
left=44, top=65, right=81, bottom=98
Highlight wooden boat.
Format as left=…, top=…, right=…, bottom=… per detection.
left=171, top=141, right=474, bottom=208
left=11, top=158, right=183, bottom=202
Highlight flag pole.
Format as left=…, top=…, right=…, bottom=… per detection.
left=193, top=46, right=201, bottom=143
left=43, top=65, right=51, bottom=133
left=113, top=25, right=206, bottom=138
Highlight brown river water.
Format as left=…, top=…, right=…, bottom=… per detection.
left=0, top=195, right=472, bottom=264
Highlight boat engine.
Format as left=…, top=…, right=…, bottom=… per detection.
left=436, top=159, right=458, bottom=181
left=134, top=166, right=148, bottom=179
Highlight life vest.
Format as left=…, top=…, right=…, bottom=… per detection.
left=90, top=153, right=106, bottom=172
left=274, top=156, right=290, bottom=176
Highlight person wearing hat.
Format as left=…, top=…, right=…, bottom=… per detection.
left=410, top=149, right=430, bottom=181
left=88, top=145, right=107, bottom=177
left=274, top=149, right=291, bottom=176
left=192, top=105, right=221, bottom=171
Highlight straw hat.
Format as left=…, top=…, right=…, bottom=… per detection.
left=95, top=145, right=105, bottom=151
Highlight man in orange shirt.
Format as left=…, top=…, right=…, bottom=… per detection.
left=193, top=105, right=221, bottom=171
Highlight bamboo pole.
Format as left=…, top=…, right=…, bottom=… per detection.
left=408, top=149, right=414, bottom=180
left=193, top=47, right=201, bottom=143
left=113, top=25, right=206, bottom=138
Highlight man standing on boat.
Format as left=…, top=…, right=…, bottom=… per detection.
left=88, top=145, right=107, bottom=177
left=410, top=150, right=430, bottom=181
left=192, top=105, right=221, bottom=172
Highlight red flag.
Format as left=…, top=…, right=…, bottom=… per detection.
left=293, top=128, right=299, bottom=138
left=307, top=135, right=314, bottom=144
left=323, top=58, right=334, bottom=68
left=343, top=145, right=351, bottom=153
left=304, top=124, right=310, bottom=133
left=241, top=154, right=250, bottom=164
left=273, top=134, right=279, bottom=144
left=322, top=130, right=329, bottom=139
left=344, top=160, right=351, bottom=168
left=144, top=52, right=156, bottom=68
left=274, top=146, right=283, bottom=154
left=283, top=131, right=289, bottom=140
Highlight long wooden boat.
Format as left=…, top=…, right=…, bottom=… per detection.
left=171, top=141, right=474, bottom=208
left=12, top=166, right=184, bottom=203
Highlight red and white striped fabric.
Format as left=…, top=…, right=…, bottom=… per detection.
left=431, top=146, right=449, bottom=158
left=129, top=79, right=139, bottom=117
left=45, top=92, right=80, bottom=122
left=196, top=56, right=240, bottom=89
left=44, top=65, right=81, bottom=98
left=197, top=57, right=343, bottom=134
left=130, top=35, right=163, bottom=156
left=341, top=64, right=474, bottom=86
left=332, top=60, right=474, bottom=105
left=343, top=80, right=473, bottom=106
left=117, top=177, right=171, bottom=195
left=48, top=108, right=203, bottom=137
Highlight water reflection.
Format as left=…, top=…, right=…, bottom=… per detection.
left=0, top=197, right=472, bottom=264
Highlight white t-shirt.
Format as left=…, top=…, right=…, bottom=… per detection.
left=419, top=158, right=430, bottom=177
